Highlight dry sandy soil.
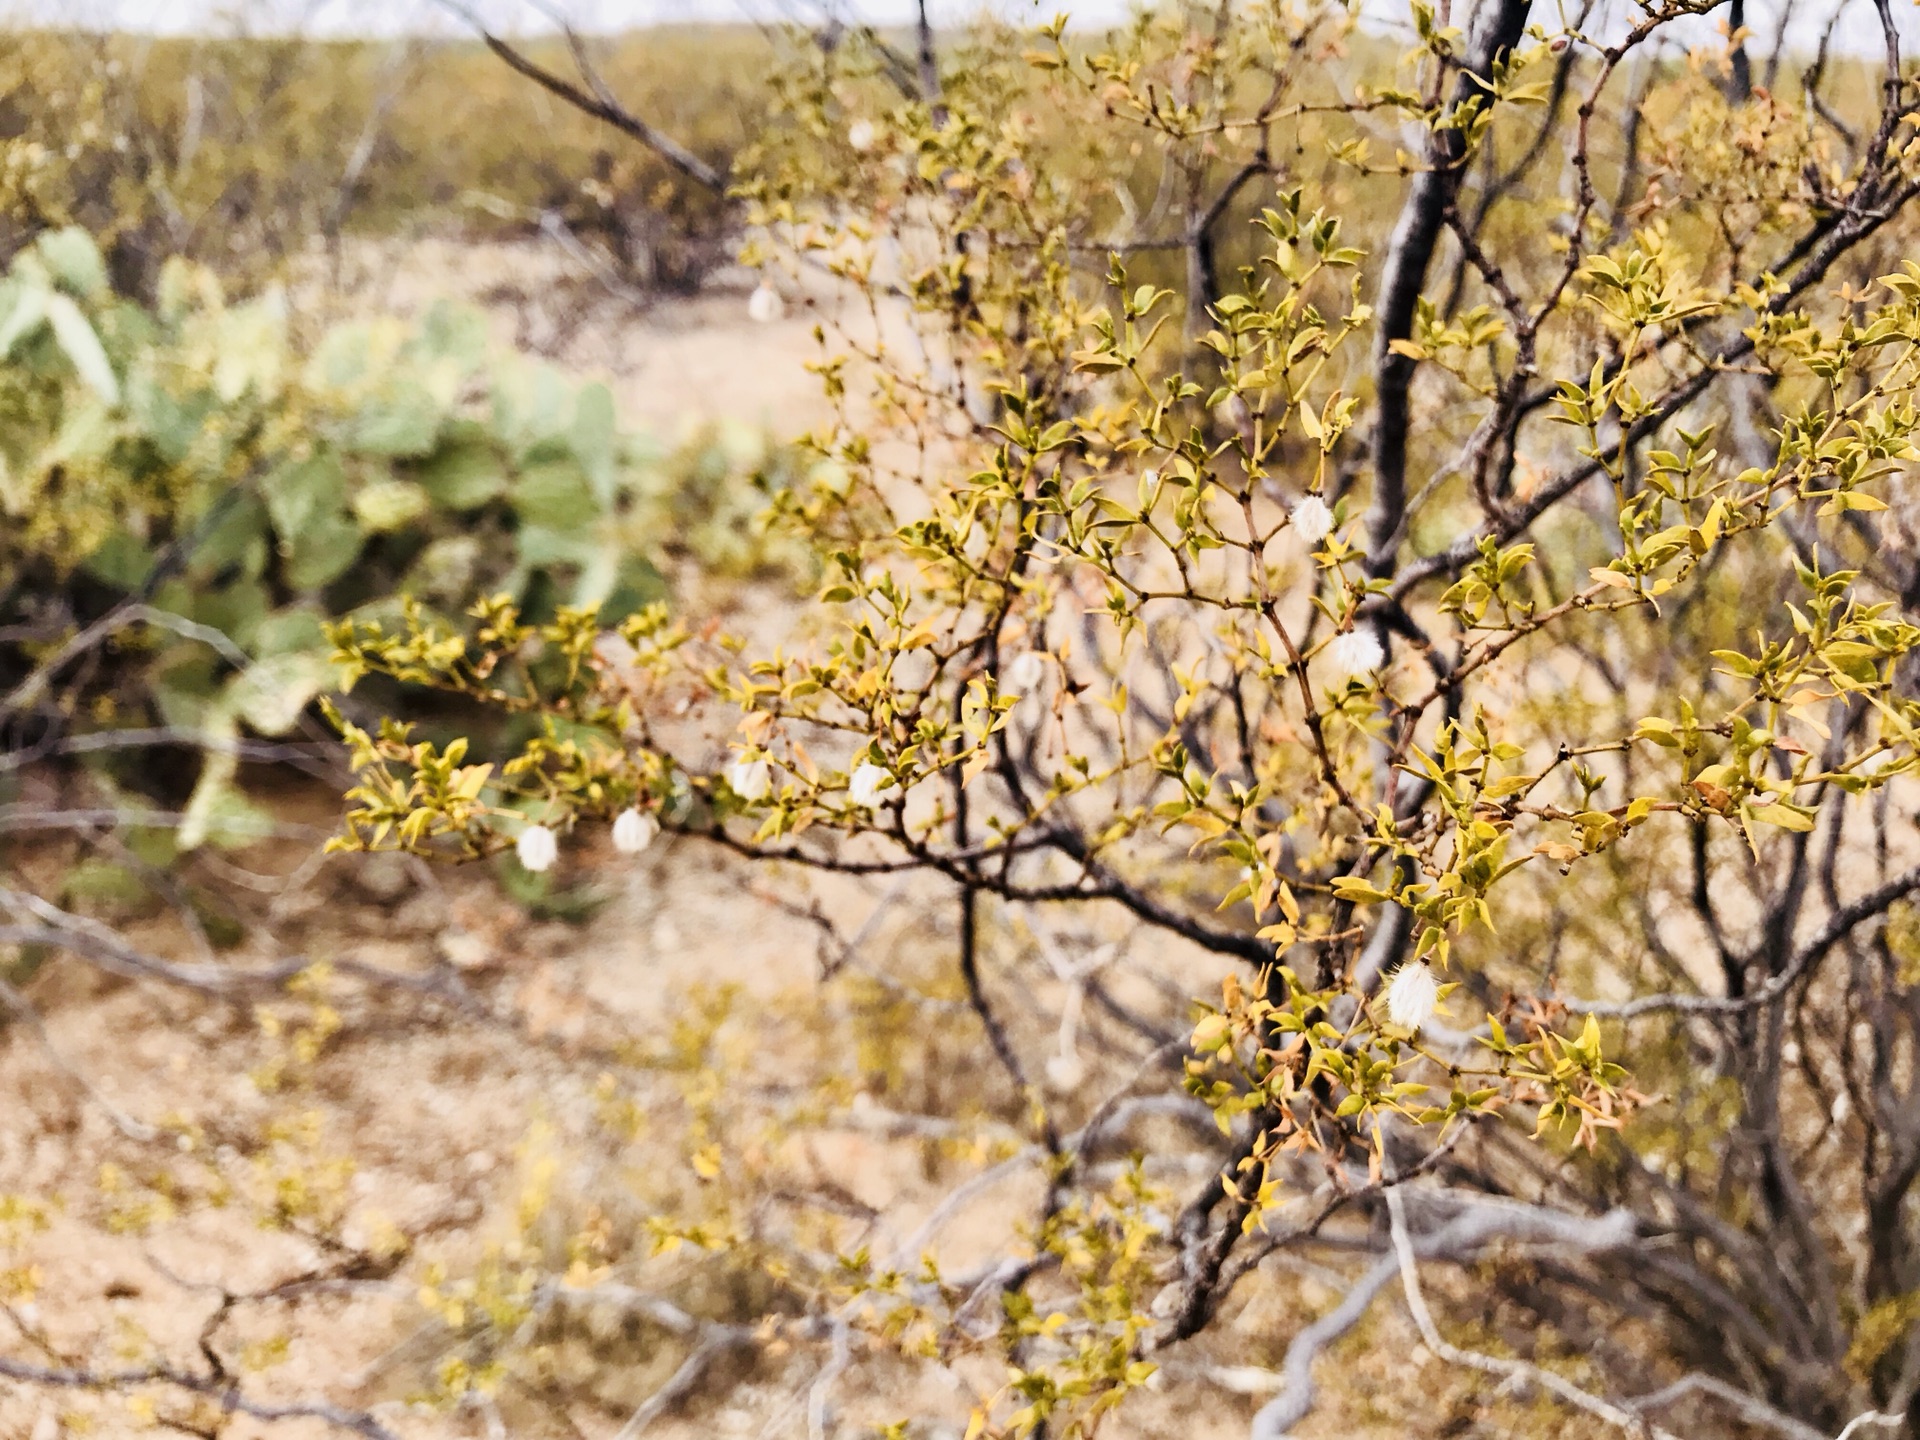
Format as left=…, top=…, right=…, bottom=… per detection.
left=0, top=240, right=1591, bottom=1440
left=314, top=238, right=840, bottom=440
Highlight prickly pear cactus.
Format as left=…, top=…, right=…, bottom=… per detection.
left=0, top=228, right=798, bottom=848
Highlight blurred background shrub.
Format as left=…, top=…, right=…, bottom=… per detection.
left=0, top=225, right=805, bottom=855
left=0, top=25, right=770, bottom=297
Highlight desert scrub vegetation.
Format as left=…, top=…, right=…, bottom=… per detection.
left=11, top=0, right=1920, bottom=1438
left=337, top=0, right=1920, bottom=1435
left=0, top=219, right=808, bottom=858
left=0, top=23, right=769, bottom=296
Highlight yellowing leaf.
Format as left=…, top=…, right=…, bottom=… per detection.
left=1748, top=802, right=1815, bottom=832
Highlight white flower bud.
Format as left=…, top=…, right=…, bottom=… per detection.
left=1386, top=960, right=1439, bottom=1031
left=515, top=823, right=558, bottom=873
left=611, top=808, right=658, bottom=855
left=1291, top=494, right=1334, bottom=544
left=748, top=282, right=784, bottom=324
left=1142, top=468, right=1160, bottom=486
left=848, top=118, right=877, bottom=152
left=1005, top=649, right=1048, bottom=692
left=726, top=757, right=773, bottom=801
left=848, top=761, right=903, bottom=809
left=1327, top=627, right=1385, bottom=677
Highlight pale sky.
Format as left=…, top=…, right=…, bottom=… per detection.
left=8, top=0, right=1917, bottom=55
left=17, top=0, right=1048, bottom=30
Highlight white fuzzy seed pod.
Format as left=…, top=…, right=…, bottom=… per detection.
left=516, top=823, right=558, bottom=873
left=1327, top=628, right=1385, bottom=677
left=748, top=282, right=784, bottom=324
left=848, top=761, right=903, bottom=809
left=611, top=808, right=659, bottom=855
left=1386, top=960, right=1440, bottom=1030
left=726, top=757, right=773, bottom=801
left=1291, top=494, right=1334, bottom=544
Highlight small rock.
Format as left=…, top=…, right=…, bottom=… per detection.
left=393, top=889, right=451, bottom=934
left=192, top=1012, right=231, bottom=1042
left=437, top=929, right=495, bottom=972
left=350, top=853, right=415, bottom=905
left=270, top=889, right=325, bottom=922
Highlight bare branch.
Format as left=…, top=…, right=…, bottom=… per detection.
left=1247, top=1194, right=1639, bottom=1437
left=1571, top=862, right=1920, bottom=1018
left=1628, top=1374, right=1832, bottom=1440
left=1384, top=1186, right=1684, bottom=1440
left=1363, top=0, right=1531, bottom=575
left=435, top=1, right=728, bottom=193
left=0, top=1356, right=398, bottom=1440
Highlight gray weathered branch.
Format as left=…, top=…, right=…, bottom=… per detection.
left=1248, top=1194, right=1638, bottom=1438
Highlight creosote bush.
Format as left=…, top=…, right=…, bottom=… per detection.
left=324, top=0, right=1920, bottom=1435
